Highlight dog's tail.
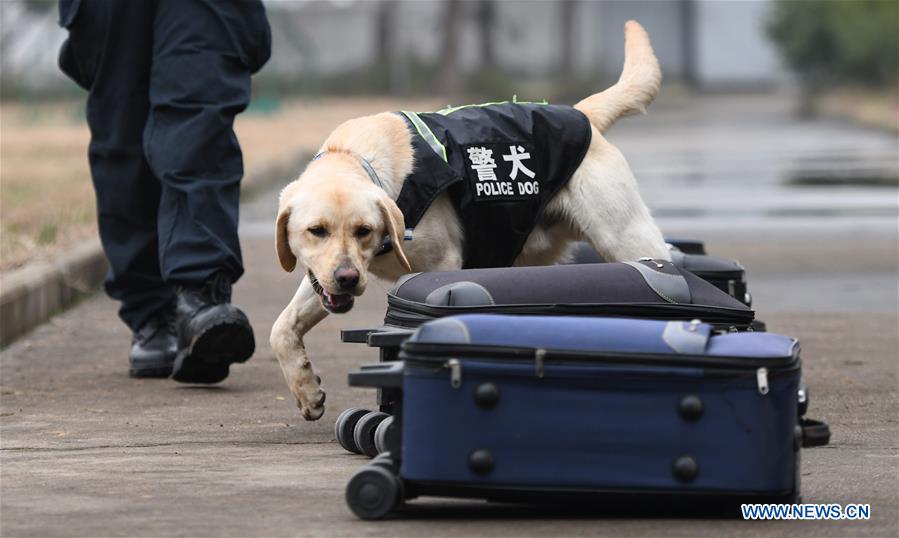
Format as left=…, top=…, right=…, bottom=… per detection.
left=574, top=20, right=661, bottom=134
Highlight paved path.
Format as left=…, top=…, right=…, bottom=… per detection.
left=2, top=95, right=897, bottom=536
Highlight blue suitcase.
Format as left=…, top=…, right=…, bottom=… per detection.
left=344, top=315, right=830, bottom=519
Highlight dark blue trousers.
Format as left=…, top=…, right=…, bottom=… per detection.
left=58, top=0, right=271, bottom=331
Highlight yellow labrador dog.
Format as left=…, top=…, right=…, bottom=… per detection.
left=271, top=21, right=670, bottom=420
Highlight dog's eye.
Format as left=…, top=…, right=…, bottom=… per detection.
left=307, top=226, right=328, bottom=238
left=354, top=226, right=372, bottom=239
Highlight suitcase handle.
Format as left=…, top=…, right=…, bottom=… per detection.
left=801, top=417, right=831, bottom=447
left=665, top=238, right=706, bottom=255
left=341, top=327, right=375, bottom=343
left=368, top=329, right=415, bottom=347
left=348, top=361, right=405, bottom=388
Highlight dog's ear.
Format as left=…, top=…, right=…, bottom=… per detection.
left=377, top=197, right=412, bottom=272
left=276, top=206, right=297, bottom=272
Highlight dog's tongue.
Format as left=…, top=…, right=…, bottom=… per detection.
left=323, top=291, right=352, bottom=307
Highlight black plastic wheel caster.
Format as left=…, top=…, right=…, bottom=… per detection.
left=335, top=407, right=370, bottom=454
left=367, top=452, right=396, bottom=473
left=373, top=415, right=396, bottom=455
left=354, top=411, right=390, bottom=458
left=346, top=465, right=401, bottom=520
left=365, top=454, right=404, bottom=500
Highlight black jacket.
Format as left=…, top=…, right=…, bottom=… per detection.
left=395, top=101, right=592, bottom=269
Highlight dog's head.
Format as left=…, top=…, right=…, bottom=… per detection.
left=275, top=153, right=411, bottom=314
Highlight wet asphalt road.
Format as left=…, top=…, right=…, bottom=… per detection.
left=1, top=94, right=897, bottom=536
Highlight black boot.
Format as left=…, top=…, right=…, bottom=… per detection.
left=129, top=304, right=177, bottom=378
left=171, top=274, right=255, bottom=384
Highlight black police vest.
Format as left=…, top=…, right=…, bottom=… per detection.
left=394, top=102, right=592, bottom=269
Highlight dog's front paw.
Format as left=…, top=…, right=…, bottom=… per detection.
left=295, top=380, right=326, bottom=421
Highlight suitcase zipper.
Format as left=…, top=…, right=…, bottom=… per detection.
left=535, top=348, right=546, bottom=378
left=756, top=367, right=769, bottom=395
left=405, top=343, right=799, bottom=370
left=445, top=359, right=462, bottom=388
left=411, top=356, right=794, bottom=388
left=385, top=294, right=755, bottom=328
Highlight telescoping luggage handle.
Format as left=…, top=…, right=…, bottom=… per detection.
left=340, top=327, right=415, bottom=347
left=348, top=362, right=405, bottom=388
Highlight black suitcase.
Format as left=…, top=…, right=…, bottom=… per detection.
left=337, top=258, right=757, bottom=456
left=382, top=259, right=753, bottom=330
left=569, top=242, right=751, bottom=306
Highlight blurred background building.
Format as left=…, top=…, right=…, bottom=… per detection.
left=3, top=0, right=896, bottom=122
left=3, top=0, right=895, bottom=116
left=0, top=0, right=827, bottom=99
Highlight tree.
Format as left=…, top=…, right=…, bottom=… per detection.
left=477, top=0, right=496, bottom=72
left=435, top=0, right=463, bottom=95
left=767, top=0, right=899, bottom=91
left=559, top=0, right=577, bottom=76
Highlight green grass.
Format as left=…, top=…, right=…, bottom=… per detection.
left=36, top=222, right=59, bottom=245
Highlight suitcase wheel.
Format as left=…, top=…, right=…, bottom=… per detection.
left=373, top=415, right=396, bottom=455
left=335, top=407, right=370, bottom=454
left=364, top=454, right=404, bottom=497
left=346, top=465, right=402, bottom=520
left=369, top=451, right=395, bottom=471
left=354, top=411, right=390, bottom=458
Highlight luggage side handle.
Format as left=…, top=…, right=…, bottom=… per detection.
left=662, top=319, right=711, bottom=354
left=665, top=238, right=706, bottom=255
left=348, top=362, right=405, bottom=388
left=800, top=418, right=831, bottom=447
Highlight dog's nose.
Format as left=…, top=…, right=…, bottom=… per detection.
left=334, top=266, right=360, bottom=291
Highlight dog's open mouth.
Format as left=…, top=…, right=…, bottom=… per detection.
left=309, top=271, right=355, bottom=314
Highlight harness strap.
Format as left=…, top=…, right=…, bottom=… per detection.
left=401, top=111, right=447, bottom=162
left=312, top=150, right=385, bottom=190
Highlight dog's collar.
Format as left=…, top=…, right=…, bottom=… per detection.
left=311, top=150, right=385, bottom=191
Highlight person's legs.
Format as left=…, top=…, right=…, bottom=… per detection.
left=58, top=0, right=177, bottom=377
left=144, top=0, right=271, bottom=383
left=146, top=0, right=271, bottom=285
left=60, top=0, right=174, bottom=331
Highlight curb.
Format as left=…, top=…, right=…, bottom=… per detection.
left=0, top=150, right=310, bottom=347
left=0, top=238, right=108, bottom=347
left=242, top=150, right=310, bottom=194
